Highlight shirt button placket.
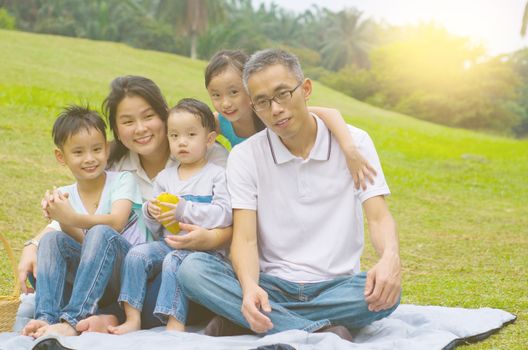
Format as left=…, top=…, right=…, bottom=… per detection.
left=298, top=161, right=310, bottom=199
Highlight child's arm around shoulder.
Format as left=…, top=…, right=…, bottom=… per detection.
left=308, top=106, right=377, bottom=190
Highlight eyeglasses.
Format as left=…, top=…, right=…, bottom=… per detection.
left=252, top=81, right=303, bottom=112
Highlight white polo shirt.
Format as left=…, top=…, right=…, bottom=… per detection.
left=227, top=114, right=390, bottom=283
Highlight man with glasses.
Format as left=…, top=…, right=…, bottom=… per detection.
left=178, top=49, right=401, bottom=341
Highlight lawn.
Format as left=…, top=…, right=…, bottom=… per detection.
left=0, top=29, right=526, bottom=348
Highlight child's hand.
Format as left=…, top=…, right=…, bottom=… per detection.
left=46, top=188, right=76, bottom=226
left=156, top=201, right=178, bottom=227
left=42, top=187, right=70, bottom=222
left=146, top=199, right=162, bottom=220
left=345, top=146, right=377, bottom=190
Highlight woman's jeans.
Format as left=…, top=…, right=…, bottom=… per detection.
left=34, top=225, right=131, bottom=327
left=178, top=252, right=400, bottom=334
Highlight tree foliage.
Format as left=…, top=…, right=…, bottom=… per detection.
left=522, top=1, right=528, bottom=36
left=509, top=49, right=528, bottom=137
left=318, top=8, right=375, bottom=70
left=365, top=25, right=522, bottom=134
left=1, top=1, right=526, bottom=136
left=0, top=7, right=15, bottom=29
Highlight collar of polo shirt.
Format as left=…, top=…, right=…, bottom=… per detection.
left=266, top=113, right=331, bottom=164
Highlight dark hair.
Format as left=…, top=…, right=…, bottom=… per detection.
left=102, top=75, right=169, bottom=166
left=169, top=98, right=216, bottom=132
left=205, top=49, right=248, bottom=88
left=205, top=50, right=265, bottom=133
left=243, top=48, right=304, bottom=89
left=52, top=105, right=106, bottom=148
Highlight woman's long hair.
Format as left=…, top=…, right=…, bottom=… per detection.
left=102, top=75, right=169, bottom=167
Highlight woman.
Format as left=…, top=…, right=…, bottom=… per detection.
left=18, top=75, right=231, bottom=333
left=98, top=75, right=231, bottom=330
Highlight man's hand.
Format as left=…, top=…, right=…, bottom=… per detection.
left=364, top=252, right=401, bottom=312
left=241, top=283, right=273, bottom=333
left=18, top=244, right=37, bottom=293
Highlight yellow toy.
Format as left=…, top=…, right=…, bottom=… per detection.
left=156, top=193, right=180, bottom=234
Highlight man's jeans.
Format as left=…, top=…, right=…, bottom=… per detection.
left=35, top=225, right=131, bottom=327
left=178, top=252, right=400, bottom=334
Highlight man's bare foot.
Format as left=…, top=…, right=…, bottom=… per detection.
left=76, top=314, right=119, bottom=334
left=21, top=319, right=49, bottom=338
left=39, top=322, right=78, bottom=338
left=166, top=317, right=185, bottom=332
left=108, top=318, right=141, bottom=335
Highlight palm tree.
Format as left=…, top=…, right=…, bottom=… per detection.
left=522, top=1, right=528, bottom=36
left=182, top=0, right=207, bottom=59
left=319, top=8, right=375, bottom=71
left=156, top=0, right=226, bottom=59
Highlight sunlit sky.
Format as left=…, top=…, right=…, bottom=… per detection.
left=255, top=0, right=527, bottom=55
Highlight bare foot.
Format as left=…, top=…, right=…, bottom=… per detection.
left=76, top=314, right=119, bottom=334
left=166, top=317, right=185, bottom=332
left=108, top=318, right=141, bottom=335
left=39, top=322, right=78, bottom=338
left=21, top=319, right=49, bottom=338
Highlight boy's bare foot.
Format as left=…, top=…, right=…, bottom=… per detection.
left=21, top=319, right=49, bottom=338
left=166, top=317, right=185, bottom=332
left=39, top=322, right=78, bottom=338
left=108, top=318, right=141, bottom=335
left=76, top=314, right=119, bottom=334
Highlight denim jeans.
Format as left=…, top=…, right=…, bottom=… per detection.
left=153, top=249, right=192, bottom=324
left=178, top=252, right=400, bottom=334
left=118, top=241, right=172, bottom=313
left=142, top=272, right=214, bottom=328
left=35, top=225, right=131, bottom=327
left=119, top=241, right=220, bottom=325
left=141, top=273, right=164, bottom=329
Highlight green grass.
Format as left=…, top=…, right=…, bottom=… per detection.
left=1, top=29, right=526, bottom=348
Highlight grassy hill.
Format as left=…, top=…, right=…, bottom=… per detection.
left=0, top=29, right=526, bottom=348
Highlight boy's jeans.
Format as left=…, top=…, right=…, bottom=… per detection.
left=178, top=252, right=400, bottom=334
left=35, top=225, right=131, bottom=327
left=118, top=241, right=173, bottom=318
left=119, top=241, right=220, bottom=325
left=153, top=248, right=192, bottom=324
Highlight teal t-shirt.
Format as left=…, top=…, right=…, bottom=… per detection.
left=49, top=171, right=146, bottom=246
left=218, top=113, right=246, bottom=147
